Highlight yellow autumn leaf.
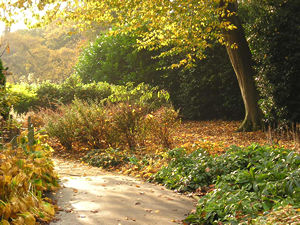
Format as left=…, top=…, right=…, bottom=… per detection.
left=4, top=175, right=12, bottom=184
left=0, top=219, right=10, bottom=225
left=3, top=203, right=11, bottom=220
left=41, top=201, right=55, bottom=216
left=20, top=212, right=36, bottom=225
left=12, top=216, right=25, bottom=225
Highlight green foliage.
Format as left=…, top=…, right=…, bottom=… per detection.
left=240, top=0, right=300, bottom=124
left=0, top=58, right=9, bottom=121
left=7, top=77, right=170, bottom=114
left=75, top=31, right=243, bottom=120
left=154, top=148, right=222, bottom=192
left=105, top=83, right=170, bottom=112
left=75, top=32, right=161, bottom=85
left=34, top=76, right=112, bottom=109
left=162, top=45, right=244, bottom=120
left=154, top=145, right=300, bottom=224
left=5, top=83, right=37, bottom=113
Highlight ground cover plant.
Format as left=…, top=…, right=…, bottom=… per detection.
left=0, top=130, right=59, bottom=225
left=153, top=145, right=299, bottom=224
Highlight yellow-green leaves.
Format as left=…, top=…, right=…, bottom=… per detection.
left=1, top=0, right=238, bottom=68
left=0, top=131, right=59, bottom=224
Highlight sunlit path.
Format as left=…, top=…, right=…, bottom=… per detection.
left=50, top=158, right=195, bottom=225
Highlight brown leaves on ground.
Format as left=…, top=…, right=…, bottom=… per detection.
left=173, top=121, right=299, bottom=154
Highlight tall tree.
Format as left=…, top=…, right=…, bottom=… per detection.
left=1, top=0, right=262, bottom=130
left=219, top=1, right=262, bottom=130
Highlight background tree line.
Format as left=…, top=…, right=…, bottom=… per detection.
left=0, top=22, right=93, bottom=83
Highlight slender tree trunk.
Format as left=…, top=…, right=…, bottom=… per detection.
left=220, top=1, right=262, bottom=131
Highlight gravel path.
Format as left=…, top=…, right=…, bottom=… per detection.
left=50, top=157, right=196, bottom=225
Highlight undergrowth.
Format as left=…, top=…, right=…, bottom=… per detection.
left=44, top=99, right=178, bottom=151
left=153, top=144, right=299, bottom=224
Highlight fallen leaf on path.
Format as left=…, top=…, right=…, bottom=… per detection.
left=125, top=217, right=136, bottom=221
left=90, top=210, right=99, bottom=213
left=65, top=209, right=73, bottom=213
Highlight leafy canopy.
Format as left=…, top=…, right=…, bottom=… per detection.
left=1, top=0, right=237, bottom=68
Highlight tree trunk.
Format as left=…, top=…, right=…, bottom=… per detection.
left=220, top=1, right=262, bottom=131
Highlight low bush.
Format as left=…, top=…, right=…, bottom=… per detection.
left=105, top=82, right=170, bottom=111
left=108, top=102, right=149, bottom=149
left=154, top=145, right=299, bottom=224
left=45, top=105, right=78, bottom=150
left=44, top=98, right=177, bottom=151
left=7, top=77, right=170, bottom=114
left=145, top=107, right=179, bottom=148
left=0, top=131, right=59, bottom=224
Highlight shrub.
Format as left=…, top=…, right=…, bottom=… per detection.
left=0, top=59, right=10, bottom=121
left=34, top=76, right=113, bottom=110
left=145, top=107, right=179, bottom=148
left=8, top=78, right=170, bottom=115
left=44, top=96, right=176, bottom=151
left=105, top=82, right=171, bottom=111
left=108, top=102, right=149, bottom=150
left=6, top=83, right=37, bottom=113
left=75, top=33, right=161, bottom=85
left=44, top=106, right=77, bottom=150
left=162, top=45, right=244, bottom=120
left=66, top=99, right=110, bottom=149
